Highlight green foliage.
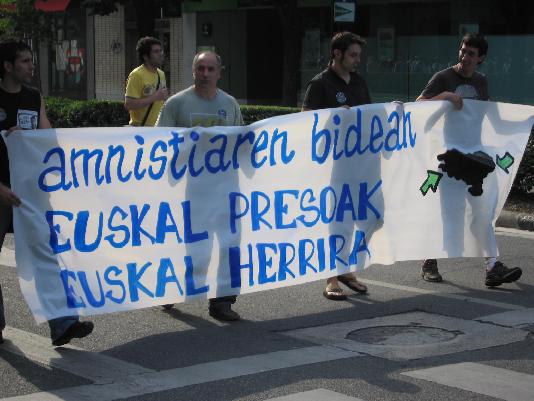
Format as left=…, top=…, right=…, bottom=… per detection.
left=0, top=0, right=53, bottom=42
left=46, top=97, right=129, bottom=127
left=45, top=97, right=300, bottom=128
left=240, top=105, right=300, bottom=125
left=512, top=127, right=534, bottom=194
left=81, top=0, right=125, bottom=16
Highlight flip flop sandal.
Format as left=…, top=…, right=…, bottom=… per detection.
left=322, top=286, right=348, bottom=301
left=338, top=275, right=368, bottom=294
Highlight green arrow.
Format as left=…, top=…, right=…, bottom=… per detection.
left=496, top=152, right=514, bottom=173
left=420, top=170, right=443, bottom=196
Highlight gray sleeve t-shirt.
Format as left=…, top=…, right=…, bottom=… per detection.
left=420, top=67, right=489, bottom=101
left=156, top=86, right=244, bottom=128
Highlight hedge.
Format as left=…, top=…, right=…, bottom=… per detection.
left=514, top=133, right=534, bottom=194
left=45, top=97, right=300, bottom=127
left=44, top=97, right=533, bottom=194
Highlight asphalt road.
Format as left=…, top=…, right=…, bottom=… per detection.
left=1, top=227, right=533, bottom=401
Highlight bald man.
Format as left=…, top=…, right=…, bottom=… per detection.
left=157, top=51, right=243, bottom=321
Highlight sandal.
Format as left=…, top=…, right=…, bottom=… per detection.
left=338, top=275, right=368, bottom=294
left=323, top=286, right=347, bottom=301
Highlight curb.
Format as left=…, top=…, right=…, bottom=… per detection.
left=3, top=233, right=15, bottom=250
left=496, top=210, right=534, bottom=232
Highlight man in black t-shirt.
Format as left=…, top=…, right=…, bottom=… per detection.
left=417, top=33, right=522, bottom=288
left=0, top=40, right=94, bottom=346
left=302, top=32, right=370, bottom=301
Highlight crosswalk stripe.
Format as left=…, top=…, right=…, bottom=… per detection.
left=0, top=345, right=362, bottom=401
left=2, top=326, right=155, bottom=383
left=266, top=389, right=364, bottom=400
left=402, top=362, right=534, bottom=401
left=359, top=278, right=527, bottom=311
left=477, top=308, right=534, bottom=328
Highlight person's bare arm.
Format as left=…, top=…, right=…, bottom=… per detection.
left=417, top=91, right=463, bottom=110
left=0, top=182, right=21, bottom=206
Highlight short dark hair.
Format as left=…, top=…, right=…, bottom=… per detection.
left=136, top=36, right=162, bottom=64
left=330, top=31, right=366, bottom=65
left=460, top=33, right=488, bottom=60
left=0, top=40, right=32, bottom=79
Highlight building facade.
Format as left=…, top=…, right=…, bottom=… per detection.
left=38, top=0, right=534, bottom=106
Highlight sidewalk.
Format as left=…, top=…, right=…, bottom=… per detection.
left=497, top=210, right=534, bottom=231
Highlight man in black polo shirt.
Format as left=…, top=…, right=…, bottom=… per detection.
left=302, top=31, right=370, bottom=301
left=302, top=32, right=371, bottom=111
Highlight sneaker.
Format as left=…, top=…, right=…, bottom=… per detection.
left=421, top=259, right=443, bottom=282
left=485, top=261, right=522, bottom=287
left=52, top=321, right=94, bottom=347
left=209, top=303, right=240, bottom=322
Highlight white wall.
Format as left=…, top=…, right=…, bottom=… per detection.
left=94, top=6, right=125, bottom=100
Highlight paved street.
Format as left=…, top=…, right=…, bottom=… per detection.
left=1, top=227, right=533, bottom=401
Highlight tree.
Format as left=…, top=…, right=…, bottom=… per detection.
left=0, top=0, right=54, bottom=90
left=0, top=0, right=53, bottom=41
left=82, top=0, right=178, bottom=38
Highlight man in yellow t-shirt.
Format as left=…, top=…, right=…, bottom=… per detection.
left=124, top=37, right=168, bottom=126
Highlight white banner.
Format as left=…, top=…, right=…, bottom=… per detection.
left=4, top=101, right=534, bottom=322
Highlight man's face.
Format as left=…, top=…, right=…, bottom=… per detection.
left=339, top=43, right=362, bottom=73
left=146, top=44, right=164, bottom=68
left=193, top=53, right=221, bottom=90
left=5, top=50, right=34, bottom=84
left=457, top=43, right=484, bottom=75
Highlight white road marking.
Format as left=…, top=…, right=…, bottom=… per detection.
left=358, top=278, right=527, bottom=310
left=477, top=308, right=534, bottom=328
left=0, top=345, right=362, bottom=401
left=266, top=389, right=365, bottom=400
left=402, top=362, right=534, bottom=401
left=283, top=312, right=527, bottom=361
left=2, top=326, right=155, bottom=384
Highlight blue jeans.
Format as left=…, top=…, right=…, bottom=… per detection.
left=0, top=200, right=78, bottom=341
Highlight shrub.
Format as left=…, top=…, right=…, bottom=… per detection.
left=45, top=98, right=300, bottom=128
left=512, top=127, right=534, bottom=194
left=46, top=97, right=129, bottom=128
left=241, top=105, right=300, bottom=125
